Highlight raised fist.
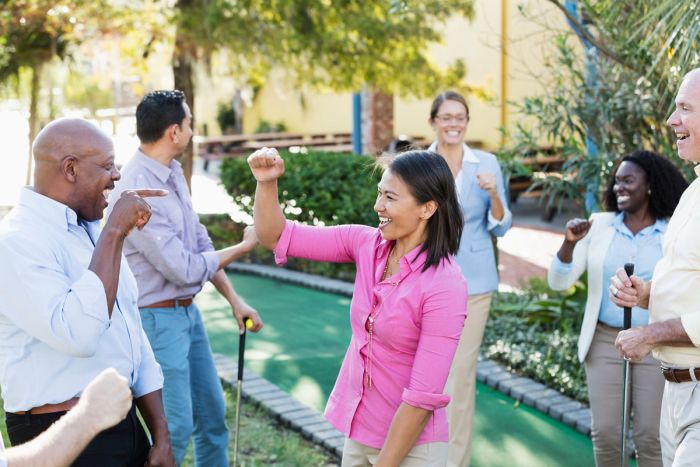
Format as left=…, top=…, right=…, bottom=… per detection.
left=247, top=147, right=285, bottom=182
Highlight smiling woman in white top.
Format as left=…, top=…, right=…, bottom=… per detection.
left=548, top=150, right=687, bottom=466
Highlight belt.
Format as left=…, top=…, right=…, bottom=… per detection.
left=13, top=397, right=79, bottom=415
left=661, top=366, right=700, bottom=383
left=142, top=297, right=193, bottom=309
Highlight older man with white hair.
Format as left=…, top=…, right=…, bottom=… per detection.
left=611, top=68, right=700, bottom=466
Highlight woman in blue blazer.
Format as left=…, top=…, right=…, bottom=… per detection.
left=428, top=91, right=512, bottom=467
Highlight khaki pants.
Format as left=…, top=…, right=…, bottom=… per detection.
left=585, top=323, right=663, bottom=467
left=445, top=292, right=493, bottom=467
left=659, top=379, right=700, bottom=467
left=341, top=438, right=448, bottom=467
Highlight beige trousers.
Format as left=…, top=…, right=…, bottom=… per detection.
left=444, top=292, right=493, bottom=467
left=584, top=323, right=664, bottom=467
left=341, top=438, right=448, bottom=467
left=659, top=379, right=700, bottom=467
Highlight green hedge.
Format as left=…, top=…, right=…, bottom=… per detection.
left=483, top=277, right=588, bottom=402
left=219, top=150, right=382, bottom=281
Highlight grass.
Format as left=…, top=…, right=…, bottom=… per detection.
left=183, top=385, right=338, bottom=466
left=0, top=389, right=339, bottom=467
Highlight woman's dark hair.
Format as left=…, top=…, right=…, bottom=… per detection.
left=136, top=90, right=187, bottom=143
left=603, top=150, right=688, bottom=219
left=429, top=91, right=470, bottom=121
left=382, top=150, right=463, bottom=271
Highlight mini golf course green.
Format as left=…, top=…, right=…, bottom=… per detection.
left=198, top=271, right=599, bottom=466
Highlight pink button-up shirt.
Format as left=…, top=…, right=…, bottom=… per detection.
left=275, top=221, right=468, bottom=448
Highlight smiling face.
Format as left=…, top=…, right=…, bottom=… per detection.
left=72, top=137, right=120, bottom=222
left=430, top=99, right=469, bottom=146
left=613, top=161, right=649, bottom=214
left=374, top=169, right=431, bottom=248
left=667, top=70, right=700, bottom=163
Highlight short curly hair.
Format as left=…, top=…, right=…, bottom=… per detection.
left=603, top=150, right=688, bottom=219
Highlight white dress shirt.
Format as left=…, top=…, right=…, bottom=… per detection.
left=0, top=188, right=163, bottom=412
left=650, top=166, right=700, bottom=365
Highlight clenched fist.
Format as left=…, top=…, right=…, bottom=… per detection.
left=248, top=147, right=285, bottom=182
left=107, top=189, right=168, bottom=237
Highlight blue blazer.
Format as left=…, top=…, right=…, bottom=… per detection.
left=431, top=143, right=512, bottom=295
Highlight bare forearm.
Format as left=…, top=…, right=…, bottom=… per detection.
left=5, top=406, right=101, bottom=467
left=375, top=403, right=432, bottom=466
left=216, top=243, right=252, bottom=270
left=136, top=390, right=170, bottom=444
left=211, top=269, right=239, bottom=306
left=489, top=193, right=505, bottom=221
left=88, top=227, right=125, bottom=317
left=556, top=240, right=577, bottom=264
left=253, top=181, right=286, bottom=250
left=645, top=319, right=693, bottom=347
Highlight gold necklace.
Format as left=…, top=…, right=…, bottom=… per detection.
left=365, top=248, right=402, bottom=388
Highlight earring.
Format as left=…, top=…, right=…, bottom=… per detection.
left=647, top=189, right=651, bottom=195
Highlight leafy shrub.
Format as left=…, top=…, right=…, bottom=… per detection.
left=218, top=150, right=382, bottom=281
left=484, top=277, right=589, bottom=402
left=221, top=150, right=381, bottom=227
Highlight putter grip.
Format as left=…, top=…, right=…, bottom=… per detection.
left=238, top=328, right=246, bottom=381
left=623, top=263, right=635, bottom=330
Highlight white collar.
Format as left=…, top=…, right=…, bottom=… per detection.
left=428, top=142, right=480, bottom=164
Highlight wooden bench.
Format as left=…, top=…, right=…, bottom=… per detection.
left=508, top=154, right=566, bottom=221
left=195, top=132, right=353, bottom=170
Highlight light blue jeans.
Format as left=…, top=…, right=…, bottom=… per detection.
left=140, top=303, right=228, bottom=467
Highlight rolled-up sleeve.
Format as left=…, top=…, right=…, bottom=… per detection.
left=681, top=312, right=700, bottom=348
left=0, top=239, right=110, bottom=357
left=274, top=221, right=373, bottom=266
left=403, top=276, right=467, bottom=411
left=132, top=328, right=164, bottom=397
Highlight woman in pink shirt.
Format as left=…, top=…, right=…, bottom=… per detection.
left=248, top=148, right=468, bottom=466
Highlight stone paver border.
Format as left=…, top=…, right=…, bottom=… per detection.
left=216, top=263, right=592, bottom=459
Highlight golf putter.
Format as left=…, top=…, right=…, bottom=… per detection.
left=620, top=262, right=634, bottom=467
left=233, top=318, right=251, bottom=467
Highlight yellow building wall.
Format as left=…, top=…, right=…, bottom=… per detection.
left=242, top=0, right=573, bottom=149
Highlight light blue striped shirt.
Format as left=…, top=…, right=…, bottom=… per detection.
left=0, top=188, right=163, bottom=412
left=107, top=150, right=219, bottom=306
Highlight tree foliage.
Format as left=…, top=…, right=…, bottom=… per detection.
left=173, top=0, right=476, bottom=98
left=505, top=1, right=699, bottom=214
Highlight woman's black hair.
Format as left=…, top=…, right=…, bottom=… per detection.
left=381, top=150, right=463, bottom=271
left=603, top=150, right=688, bottom=219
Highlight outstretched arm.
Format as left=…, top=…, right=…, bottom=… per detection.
left=248, top=148, right=287, bottom=250
left=4, top=369, right=132, bottom=467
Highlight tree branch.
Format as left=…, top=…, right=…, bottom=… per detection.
left=544, top=0, right=628, bottom=67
